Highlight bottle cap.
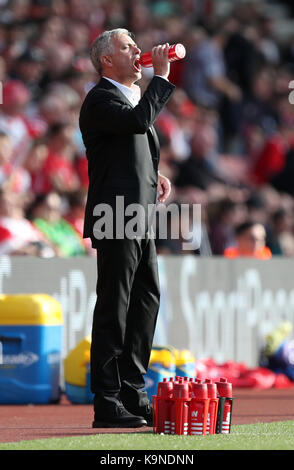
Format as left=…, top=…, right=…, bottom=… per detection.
left=215, top=377, right=233, bottom=398
left=174, top=43, right=186, bottom=59
left=157, top=378, right=173, bottom=399
left=204, top=379, right=217, bottom=399
left=191, top=382, right=208, bottom=399
left=172, top=382, right=189, bottom=399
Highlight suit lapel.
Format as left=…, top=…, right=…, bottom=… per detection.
left=97, top=77, right=135, bottom=108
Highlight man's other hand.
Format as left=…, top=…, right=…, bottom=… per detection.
left=157, top=172, right=171, bottom=203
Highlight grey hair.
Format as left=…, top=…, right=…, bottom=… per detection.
left=90, top=28, right=133, bottom=74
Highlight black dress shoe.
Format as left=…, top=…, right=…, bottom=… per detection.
left=124, top=403, right=154, bottom=427
left=92, top=403, right=147, bottom=428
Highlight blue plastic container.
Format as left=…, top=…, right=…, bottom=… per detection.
left=64, top=335, right=94, bottom=403
left=144, top=348, right=176, bottom=401
left=175, top=349, right=196, bottom=378
left=64, top=363, right=94, bottom=404
left=0, top=294, right=63, bottom=404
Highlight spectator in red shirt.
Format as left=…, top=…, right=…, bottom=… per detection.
left=23, top=139, right=50, bottom=194
left=42, top=122, right=80, bottom=194
left=251, top=129, right=288, bottom=185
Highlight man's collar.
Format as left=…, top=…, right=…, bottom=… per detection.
left=102, top=76, right=141, bottom=106
left=102, top=76, right=132, bottom=93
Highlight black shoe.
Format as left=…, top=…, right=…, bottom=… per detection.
left=124, top=403, right=154, bottom=427
left=92, top=403, right=147, bottom=428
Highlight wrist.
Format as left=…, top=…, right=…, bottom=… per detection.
left=154, top=71, right=169, bottom=79
left=154, top=74, right=169, bottom=82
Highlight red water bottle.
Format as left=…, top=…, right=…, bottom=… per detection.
left=170, top=381, right=190, bottom=435
left=215, top=377, right=233, bottom=434
left=139, top=43, right=186, bottom=68
left=153, top=378, right=173, bottom=434
left=188, top=382, right=209, bottom=436
left=204, top=379, right=219, bottom=434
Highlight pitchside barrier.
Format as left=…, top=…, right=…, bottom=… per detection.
left=1, top=255, right=294, bottom=372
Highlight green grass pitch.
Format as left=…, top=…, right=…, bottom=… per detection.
left=0, top=420, right=293, bottom=450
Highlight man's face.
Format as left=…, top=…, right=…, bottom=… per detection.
left=238, top=224, right=266, bottom=253
left=103, top=33, right=142, bottom=86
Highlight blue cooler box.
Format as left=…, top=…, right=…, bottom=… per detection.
left=0, top=294, right=63, bottom=404
left=144, top=347, right=176, bottom=401
left=175, top=349, right=196, bottom=378
left=64, top=335, right=94, bottom=404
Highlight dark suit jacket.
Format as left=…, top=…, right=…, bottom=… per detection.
left=79, top=76, right=175, bottom=242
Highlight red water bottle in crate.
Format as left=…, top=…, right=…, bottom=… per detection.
left=153, top=378, right=173, bottom=434
left=170, top=381, right=190, bottom=435
left=139, top=44, right=186, bottom=68
left=188, top=382, right=209, bottom=436
left=215, top=377, right=234, bottom=434
left=204, top=379, right=219, bottom=434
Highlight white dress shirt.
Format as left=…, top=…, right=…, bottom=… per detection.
left=103, top=75, right=169, bottom=107
left=102, top=76, right=141, bottom=106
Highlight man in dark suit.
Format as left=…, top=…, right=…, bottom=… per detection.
left=79, top=29, right=175, bottom=428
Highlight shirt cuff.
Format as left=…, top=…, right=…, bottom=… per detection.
left=154, top=75, right=169, bottom=82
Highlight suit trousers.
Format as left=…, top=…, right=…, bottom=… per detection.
left=90, top=235, right=160, bottom=411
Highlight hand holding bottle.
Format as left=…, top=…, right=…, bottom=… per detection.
left=148, top=43, right=170, bottom=80
left=139, top=43, right=186, bottom=74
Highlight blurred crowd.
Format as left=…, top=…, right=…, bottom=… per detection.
left=1, top=0, right=294, bottom=257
